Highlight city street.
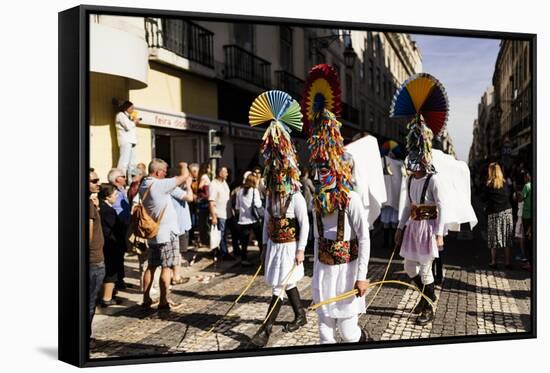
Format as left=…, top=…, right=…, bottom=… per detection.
left=90, top=197, right=532, bottom=358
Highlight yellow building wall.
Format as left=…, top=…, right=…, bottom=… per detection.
left=90, top=72, right=152, bottom=182
left=130, top=62, right=218, bottom=118
left=181, top=72, right=218, bottom=118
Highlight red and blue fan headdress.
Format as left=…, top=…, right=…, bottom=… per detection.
left=390, top=73, right=449, bottom=173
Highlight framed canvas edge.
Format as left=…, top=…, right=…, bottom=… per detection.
left=57, top=4, right=538, bottom=368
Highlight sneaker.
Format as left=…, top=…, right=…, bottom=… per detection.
left=100, top=299, right=117, bottom=307
left=515, top=255, right=528, bottom=262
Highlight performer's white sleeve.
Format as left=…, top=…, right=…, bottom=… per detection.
left=312, top=212, right=319, bottom=275
left=294, top=193, right=309, bottom=251
left=262, top=202, right=270, bottom=245
left=398, top=178, right=411, bottom=230
left=348, top=193, right=370, bottom=281
left=432, top=175, right=446, bottom=236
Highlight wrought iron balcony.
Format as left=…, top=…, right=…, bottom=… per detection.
left=145, top=18, right=214, bottom=68
left=341, top=102, right=360, bottom=124
left=275, top=70, right=304, bottom=100
left=223, top=45, right=271, bottom=89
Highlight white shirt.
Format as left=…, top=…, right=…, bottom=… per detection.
left=139, top=176, right=180, bottom=244
left=115, top=111, right=138, bottom=145
left=236, top=187, right=262, bottom=225
left=208, top=178, right=230, bottom=219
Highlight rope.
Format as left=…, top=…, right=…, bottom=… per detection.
left=178, top=264, right=263, bottom=351
left=365, top=244, right=398, bottom=311
left=260, top=263, right=298, bottom=326
left=307, top=280, right=434, bottom=311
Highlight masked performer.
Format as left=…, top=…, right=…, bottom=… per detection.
left=303, top=64, right=370, bottom=344
left=248, top=90, right=310, bottom=348
left=390, top=73, right=449, bottom=326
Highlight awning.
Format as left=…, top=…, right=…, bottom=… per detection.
left=90, top=22, right=149, bottom=89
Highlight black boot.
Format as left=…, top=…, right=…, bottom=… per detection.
left=249, top=296, right=282, bottom=347
left=283, top=287, right=307, bottom=332
left=411, top=275, right=426, bottom=314
left=417, top=283, right=436, bottom=326
left=433, top=258, right=443, bottom=285
left=383, top=228, right=389, bottom=249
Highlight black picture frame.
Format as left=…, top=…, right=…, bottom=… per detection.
left=59, top=4, right=537, bottom=367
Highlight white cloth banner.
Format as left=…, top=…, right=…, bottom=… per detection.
left=345, top=135, right=387, bottom=226
left=382, top=156, right=405, bottom=211
left=397, top=149, right=478, bottom=232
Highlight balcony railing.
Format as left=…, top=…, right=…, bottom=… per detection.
left=275, top=70, right=304, bottom=100
left=341, top=102, right=360, bottom=124
left=224, top=45, right=271, bottom=89
left=145, top=18, right=214, bottom=68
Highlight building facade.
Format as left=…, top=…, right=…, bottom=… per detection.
left=89, top=15, right=424, bottom=182
left=469, top=85, right=495, bottom=167
left=490, top=40, right=531, bottom=171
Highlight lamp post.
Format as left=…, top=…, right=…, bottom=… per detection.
left=310, top=30, right=357, bottom=68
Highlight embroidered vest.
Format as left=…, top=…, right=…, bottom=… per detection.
left=316, top=209, right=358, bottom=265
left=267, top=196, right=299, bottom=244
left=408, top=174, right=438, bottom=221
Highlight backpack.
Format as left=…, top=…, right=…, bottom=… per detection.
left=130, top=182, right=167, bottom=239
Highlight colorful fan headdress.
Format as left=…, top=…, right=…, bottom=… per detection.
left=301, top=64, right=342, bottom=137
left=381, top=140, right=402, bottom=157
left=303, top=65, right=352, bottom=216
left=390, top=73, right=449, bottom=173
left=249, top=90, right=303, bottom=197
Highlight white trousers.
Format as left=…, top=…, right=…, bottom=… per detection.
left=117, top=143, right=137, bottom=177
left=272, top=283, right=296, bottom=299
left=318, top=314, right=361, bottom=344
left=404, top=258, right=434, bottom=285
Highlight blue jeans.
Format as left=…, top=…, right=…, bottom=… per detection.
left=89, top=262, right=105, bottom=338
left=217, top=218, right=228, bottom=256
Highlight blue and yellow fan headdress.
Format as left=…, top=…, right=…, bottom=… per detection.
left=249, top=90, right=303, bottom=196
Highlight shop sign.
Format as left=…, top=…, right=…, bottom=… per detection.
left=135, top=106, right=219, bottom=133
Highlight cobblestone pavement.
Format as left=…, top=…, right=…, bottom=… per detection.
left=90, top=222, right=532, bottom=359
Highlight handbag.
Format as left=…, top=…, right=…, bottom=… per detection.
left=130, top=182, right=167, bottom=239
left=251, top=189, right=265, bottom=221
left=209, top=224, right=221, bottom=250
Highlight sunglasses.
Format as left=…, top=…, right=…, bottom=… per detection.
left=90, top=178, right=100, bottom=184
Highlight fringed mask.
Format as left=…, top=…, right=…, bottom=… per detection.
left=405, top=116, right=436, bottom=174
left=249, top=90, right=303, bottom=199
left=308, top=109, right=353, bottom=216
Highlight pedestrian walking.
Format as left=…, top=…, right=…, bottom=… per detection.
left=482, top=162, right=514, bottom=269
left=170, top=162, right=194, bottom=284
left=88, top=168, right=105, bottom=340
left=138, top=158, right=190, bottom=310
left=236, top=173, right=264, bottom=266
left=196, top=163, right=211, bottom=248
left=208, top=166, right=233, bottom=260
left=98, top=184, right=126, bottom=307
left=107, top=168, right=131, bottom=290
